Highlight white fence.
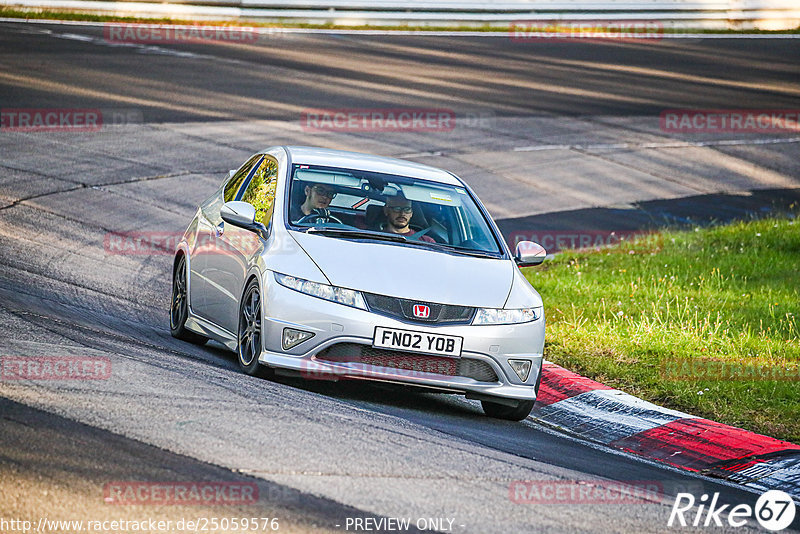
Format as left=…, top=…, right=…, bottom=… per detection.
left=3, top=0, right=800, bottom=29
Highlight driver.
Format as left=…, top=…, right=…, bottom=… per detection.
left=290, top=183, right=336, bottom=222
left=380, top=195, right=435, bottom=242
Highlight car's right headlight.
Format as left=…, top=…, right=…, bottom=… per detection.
left=274, top=273, right=367, bottom=310
left=472, top=307, right=542, bottom=325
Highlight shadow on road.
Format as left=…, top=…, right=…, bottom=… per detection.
left=497, top=187, right=800, bottom=252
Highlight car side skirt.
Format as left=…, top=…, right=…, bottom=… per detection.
left=185, top=313, right=237, bottom=351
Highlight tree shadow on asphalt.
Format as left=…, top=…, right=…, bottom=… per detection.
left=496, top=187, right=800, bottom=251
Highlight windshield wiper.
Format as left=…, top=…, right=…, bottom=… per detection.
left=305, top=228, right=407, bottom=242
left=425, top=242, right=501, bottom=258
left=303, top=228, right=498, bottom=257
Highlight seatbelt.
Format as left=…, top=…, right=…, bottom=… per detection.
left=408, top=227, right=434, bottom=241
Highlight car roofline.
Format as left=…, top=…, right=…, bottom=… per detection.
left=270, top=146, right=463, bottom=186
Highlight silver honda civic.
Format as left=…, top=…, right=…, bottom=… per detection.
left=171, top=146, right=546, bottom=420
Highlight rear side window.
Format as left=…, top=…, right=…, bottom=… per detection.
left=224, top=155, right=263, bottom=203
left=241, top=157, right=279, bottom=226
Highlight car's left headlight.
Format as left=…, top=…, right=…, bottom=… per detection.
left=274, top=273, right=367, bottom=310
left=472, top=307, right=542, bottom=325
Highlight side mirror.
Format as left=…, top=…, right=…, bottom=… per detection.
left=514, top=241, right=546, bottom=267
left=220, top=201, right=265, bottom=236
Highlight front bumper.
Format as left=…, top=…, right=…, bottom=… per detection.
left=258, top=277, right=545, bottom=401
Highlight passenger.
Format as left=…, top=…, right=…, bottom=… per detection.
left=380, top=195, right=435, bottom=242
left=290, top=183, right=336, bottom=222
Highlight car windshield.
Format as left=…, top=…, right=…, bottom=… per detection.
left=286, top=164, right=503, bottom=255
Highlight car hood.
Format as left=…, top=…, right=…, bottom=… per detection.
left=289, top=231, right=513, bottom=308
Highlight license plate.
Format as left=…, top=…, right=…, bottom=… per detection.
left=373, top=327, right=463, bottom=358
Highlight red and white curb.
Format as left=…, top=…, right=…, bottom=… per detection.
left=533, top=362, right=800, bottom=498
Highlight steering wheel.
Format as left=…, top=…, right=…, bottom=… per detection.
left=297, top=208, right=343, bottom=225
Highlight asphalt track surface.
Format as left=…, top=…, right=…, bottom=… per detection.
left=1, top=22, right=800, bottom=533
left=2, top=24, right=800, bottom=120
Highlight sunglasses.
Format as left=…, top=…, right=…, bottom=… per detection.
left=387, top=206, right=413, bottom=214
left=312, top=186, right=337, bottom=199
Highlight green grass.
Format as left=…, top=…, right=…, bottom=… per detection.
left=2, top=8, right=799, bottom=33
left=523, top=213, right=800, bottom=443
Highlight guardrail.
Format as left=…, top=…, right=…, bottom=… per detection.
left=2, top=0, right=799, bottom=30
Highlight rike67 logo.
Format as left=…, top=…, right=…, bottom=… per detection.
left=668, top=490, right=796, bottom=531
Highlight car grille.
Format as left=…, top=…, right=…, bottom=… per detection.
left=363, top=293, right=475, bottom=325
left=315, top=343, right=498, bottom=383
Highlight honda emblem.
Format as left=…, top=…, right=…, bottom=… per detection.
left=413, top=304, right=430, bottom=319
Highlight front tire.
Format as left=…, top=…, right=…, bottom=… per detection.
left=170, top=255, right=208, bottom=345
left=481, top=399, right=534, bottom=421
left=237, top=279, right=271, bottom=377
